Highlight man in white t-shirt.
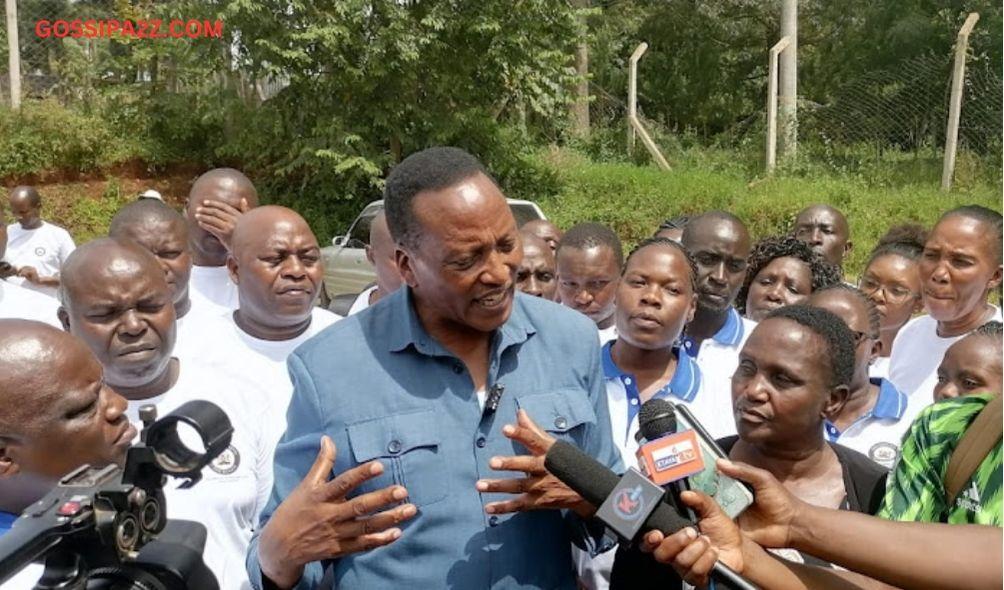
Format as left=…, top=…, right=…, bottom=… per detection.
left=347, top=211, right=402, bottom=315
left=4, top=186, right=76, bottom=298
left=0, top=320, right=136, bottom=590
left=184, top=168, right=260, bottom=315
left=204, top=206, right=340, bottom=419
left=556, top=222, right=623, bottom=344
left=680, top=212, right=756, bottom=407
left=57, top=238, right=273, bottom=590
left=0, top=215, right=61, bottom=327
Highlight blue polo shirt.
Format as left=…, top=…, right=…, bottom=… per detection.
left=246, top=288, right=623, bottom=589
left=601, top=340, right=703, bottom=453
left=825, top=378, right=909, bottom=468
left=680, top=307, right=747, bottom=358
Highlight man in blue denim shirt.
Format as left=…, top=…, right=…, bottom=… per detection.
left=247, top=147, right=623, bottom=589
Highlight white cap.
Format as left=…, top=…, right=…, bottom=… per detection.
left=138, top=189, right=163, bottom=201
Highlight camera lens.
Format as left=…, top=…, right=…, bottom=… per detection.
left=116, top=514, right=139, bottom=552
left=143, top=400, right=233, bottom=480
left=140, top=497, right=162, bottom=533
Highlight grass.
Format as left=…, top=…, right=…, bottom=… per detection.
left=534, top=147, right=1002, bottom=279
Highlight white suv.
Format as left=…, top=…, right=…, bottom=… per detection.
left=321, top=199, right=547, bottom=301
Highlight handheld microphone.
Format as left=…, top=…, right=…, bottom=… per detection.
left=635, top=400, right=701, bottom=518
left=545, top=439, right=758, bottom=590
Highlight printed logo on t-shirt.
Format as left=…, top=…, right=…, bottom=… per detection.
left=956, top=481, right=982, bottom=513
left=34, top=247, right=46, bottom=257
left=208, top=444, right=240, bottom=475
left=868, top=442, right=899, bottom=467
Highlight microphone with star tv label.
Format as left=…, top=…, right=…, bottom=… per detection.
left=636, top=399, right=755, bottom=520
left=544, top=440, right=758, bottom=590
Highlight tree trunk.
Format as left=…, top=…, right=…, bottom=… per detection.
left=570, top=0, right=590, bottom=138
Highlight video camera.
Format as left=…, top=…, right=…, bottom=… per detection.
left=0, top=400, right=233, bottom=590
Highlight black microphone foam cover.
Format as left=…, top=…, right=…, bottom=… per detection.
left=543, top=440, right=691, bottom=534
left=639, top=398, right=678, bottom=442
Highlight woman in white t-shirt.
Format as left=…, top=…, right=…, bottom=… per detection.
left=888, top=206, right=1003, bottom=408
left=857, top=224, right=926, bottom=380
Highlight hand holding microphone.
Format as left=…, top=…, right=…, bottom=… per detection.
left=544, top=439, right=758, bottom=590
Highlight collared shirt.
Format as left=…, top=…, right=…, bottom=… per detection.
left=602, top=340, right=704, bottom=458
left=878, top=394, right=1001, bottom=526
left=574, top=341, right=706, bottom=590
left=825, top=378, right=909, bottom=468
left=680, top=308, right=753, bottom=440
left=246, top=289, right=622, bottom=590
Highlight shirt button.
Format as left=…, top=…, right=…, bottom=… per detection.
left=554, top=416, right=568, bottom=430
left=452, top=363, right=463, bottom=374
left=624, top=377, right=632, bottom=385
left=489, top=515, right=499, bottom=527
left=387, top=440, right=402, bottom=454
left=476, top=436, right=487, bottom=448
left=630, top=398, right=639, bottom=406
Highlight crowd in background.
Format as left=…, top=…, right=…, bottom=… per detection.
left=0, top=146, right=1001, bottom=590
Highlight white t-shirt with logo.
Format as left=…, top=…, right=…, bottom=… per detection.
left=125, top=358, right=275, bottom=590
left=3, top=221, right=76, bottom=298
left=197, top=307, right=341, bottom=425
left=0, top=279, right=61, bottom=327
left=188, top=265, right=240, bottom=316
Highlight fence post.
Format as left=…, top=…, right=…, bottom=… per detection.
left=766, top=36, right=791, bottom=174
left=626, top=42, right=670, bottom=170
left=941, top=12, right=980, bottom=192
left=5, top=0, right=21, bottom=109
left=627, top=42, right=646, bottom=154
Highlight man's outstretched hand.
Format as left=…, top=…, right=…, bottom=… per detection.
left=476, top=409, right=594, bottom=518
left=257, top=436, right=417, bottom=589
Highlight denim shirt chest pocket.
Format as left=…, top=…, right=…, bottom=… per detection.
left=516, top=388, right=597, bottom=443
left=346, top=408, right=448, bottom=507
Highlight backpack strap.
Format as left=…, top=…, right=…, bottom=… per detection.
left=944, top=395, right=1003, bottom=506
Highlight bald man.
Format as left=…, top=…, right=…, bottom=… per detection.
left=58, top=237, right=273, bottom=590
left=521, top=219, right=562, bottom=252
left=110, top=199, right=194, bottom=320
left=348, top=210, right=403, bottom=314
left=199, top=206, right=340, bottom=429
left=184, top=168, right=260, bottom=314
left=0, top=320, right=134, bottom=587
left=516, top=230, right=558, bottom=300
left=5, top=185, right=76, bottom=298
left=0, top=207, right=61, bottom=327
left=793, top=204, right=853, bottom=269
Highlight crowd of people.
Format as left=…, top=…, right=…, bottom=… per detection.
left=0, top=146, right=1000, bottom=590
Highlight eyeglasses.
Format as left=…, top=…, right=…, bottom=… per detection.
left=858, top=278, right=918, bottom=304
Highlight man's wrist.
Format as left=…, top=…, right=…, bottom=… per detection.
left=258, top=527, right=303, bottom=590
